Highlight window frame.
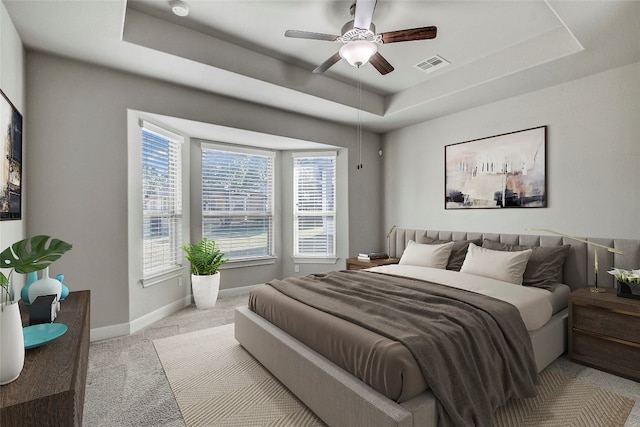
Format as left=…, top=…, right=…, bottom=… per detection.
left=140, top=121, right=184, bottom=285
left=292, top=151, right=337, bottom=261
left=200, top=142, right=276, bottom=264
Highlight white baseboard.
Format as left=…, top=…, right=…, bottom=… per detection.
left=90, top=295, right=192, bottom=342
left=89, top=286, right=256, bottom=342
left=129, top=295, right=192, bottom=335
left=90, top=322, right=130, bottom=342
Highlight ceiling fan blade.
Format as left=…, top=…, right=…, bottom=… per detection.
left=380, top=26, right=437, bottom=44
left=354, top=0, right=377, bottom=30
left=369, top=52, right=394, bottom=75
left=285, top=30, right=339, bottom=42
left=313, top=52, right=342, bottom=73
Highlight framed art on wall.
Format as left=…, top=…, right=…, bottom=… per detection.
left=445, top=126, right=546, bottom=209
left=1, top=89, right=22, bottom=220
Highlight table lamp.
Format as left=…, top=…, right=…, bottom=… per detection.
left=528, top=228, right=623, bottom=293
left=386, top=225, right=397, bottom=258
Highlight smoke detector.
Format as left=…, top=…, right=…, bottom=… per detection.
left=170, top=0, right=189, bottom=17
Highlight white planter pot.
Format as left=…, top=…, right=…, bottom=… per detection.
left=0, top=301, right=25, bottom=385
left=191, top=272, right=220, bottom=309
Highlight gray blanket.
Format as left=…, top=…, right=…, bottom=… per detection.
left=267, top=270, right=538, bottom=427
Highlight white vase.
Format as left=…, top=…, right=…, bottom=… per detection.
left=27, top=266, right=62, bottom=304
left=191, top=272, right=220, bottom=309
left=0, top=301, right=25, bottom=385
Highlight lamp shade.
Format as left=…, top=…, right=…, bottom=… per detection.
left=339, top=41, right=377, bottom=67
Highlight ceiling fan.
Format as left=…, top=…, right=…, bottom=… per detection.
left=285, top=0, right=437, bottom=75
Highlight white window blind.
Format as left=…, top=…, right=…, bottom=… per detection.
left=201, top=145, right=275, bottom=261
left=141, top=124, right=183, bottom=276
left=293, top=153, right=336, bottom=257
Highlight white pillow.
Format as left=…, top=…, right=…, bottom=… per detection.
left=399, top=240, right=455, bottom=269
left=460, top=243, right=532, bottom=285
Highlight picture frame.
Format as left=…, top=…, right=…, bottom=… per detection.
left=445, top=126, right=546, bottom=209
left=1, top=89, right=23, bottom=220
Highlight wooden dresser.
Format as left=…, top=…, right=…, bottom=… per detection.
left=569, top=287, right=640, bottom=382
left=1, top=290, right=91, bottom=427
left=346, top=257, right=400, bottom=270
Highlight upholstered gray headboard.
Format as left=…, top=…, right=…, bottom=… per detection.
left=389, top=228, right=640, bottom=291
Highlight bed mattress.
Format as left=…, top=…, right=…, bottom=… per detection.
left=248, top=267, right=569, bottom=404
left=250, top=284, right=427, bottom=402
left=368, top=265, right=567, bottom=331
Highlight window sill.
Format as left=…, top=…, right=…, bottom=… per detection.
left=141, top=266, right=184, bottom=288
left=222, top=257, right=277, bottom=269
left=292, top=257, right=339, bottom=265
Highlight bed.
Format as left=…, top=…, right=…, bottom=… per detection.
left=234, top=228, right=640, bottom=427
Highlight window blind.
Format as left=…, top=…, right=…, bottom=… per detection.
left=293, top=153, right=336, bottom=257
left=141, top=126, right=183, bottom=276
left=201, top=145, right=274, bottom=261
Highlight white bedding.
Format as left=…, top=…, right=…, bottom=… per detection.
left=368, top=264, right=553, bottom=331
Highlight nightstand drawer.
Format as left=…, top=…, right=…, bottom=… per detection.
left=572, top=303, right=640, bottom=344
left=572, top=331, right=640, bottom=381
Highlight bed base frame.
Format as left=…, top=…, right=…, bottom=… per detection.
left=235, top=306, right=437, bottom=427
left=235, top=306, right=567, bottom=427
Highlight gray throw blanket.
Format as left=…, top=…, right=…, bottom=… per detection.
left=267, top=270, right=538, bottom=427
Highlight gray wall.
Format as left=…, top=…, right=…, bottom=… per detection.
left=382, top=61, right=640, bottom=241
left=25, top=52, right=382, bottom=334
left=0, top=3, right=26, bottom=259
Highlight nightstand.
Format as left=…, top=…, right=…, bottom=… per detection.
left=569, top=287, right=640, bottom=382
left=346, top=257, right=399, bottom=270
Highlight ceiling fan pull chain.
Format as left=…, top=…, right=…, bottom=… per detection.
left=357, top=67, right=363, bottom=170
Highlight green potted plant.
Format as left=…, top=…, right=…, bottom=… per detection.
left=608, top=267, right=640, bottom=299
left=0, top=235, right=72, bottom=385
left=181, top=237, right=227, bottom=309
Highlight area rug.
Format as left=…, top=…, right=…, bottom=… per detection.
left=154, top=323, right=635, bottom=427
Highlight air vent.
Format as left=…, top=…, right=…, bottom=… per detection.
left=414, top=55, right=450, bottom=73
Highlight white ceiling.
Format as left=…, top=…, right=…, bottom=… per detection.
left=4, top=0, right=640, bottom=137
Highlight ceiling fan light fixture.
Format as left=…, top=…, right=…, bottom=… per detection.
left=170, top=0, right=190, bottom=17
left=339, top=41, right=377, bottom=68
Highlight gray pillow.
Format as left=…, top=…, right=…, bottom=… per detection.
left=481, top=240, right=570, bottom=289
left=420, top=237, right=482, bottom=271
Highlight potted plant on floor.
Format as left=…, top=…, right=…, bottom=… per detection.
left=181, top=237, right=227, bottom=309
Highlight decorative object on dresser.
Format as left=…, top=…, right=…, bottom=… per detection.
left=28, top=295, right=58, bottom=325
left=569, top=287, right=640, bottom=382
left=608, top=267, right=640, bottom=299
left=0, top=301, right=24, bottom=385
left=1, top=235, right=73, bottom=301
left=529, top=228, right=623, bottom=293
left=0, top=235, right=72, bottom=385
left=22, top=266, right=62, bottom=305
left=22, top=323, right=68, bottom=349
left=181, top=237, right=227, bottom=309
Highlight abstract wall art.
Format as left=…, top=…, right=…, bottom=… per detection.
left=445, top=126, right=546, bottom=209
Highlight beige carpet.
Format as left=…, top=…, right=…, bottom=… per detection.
left=154, top=323, right=634, bottom=427
left=495, top=370, right=634, bottom=427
